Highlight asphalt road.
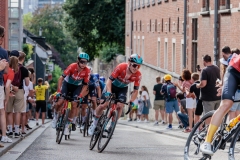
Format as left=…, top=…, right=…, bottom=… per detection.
left=11, top=124, right=240, bottom=160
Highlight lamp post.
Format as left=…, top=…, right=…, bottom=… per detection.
left=39, top=27, right=42, bottom=37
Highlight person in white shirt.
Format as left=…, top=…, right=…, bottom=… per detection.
left=140, top=86, right=150, bottom=122
left=22, top=71, right=34, bottom=134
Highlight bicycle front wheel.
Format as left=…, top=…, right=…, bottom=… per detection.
left=89, top=115, right=104, bottom=150
left=184, top=110, right=215, bottom=160
left=58, top=108, right=70, bottom=144
left=228, top=124, right=240, bottom=160
left=56, top=113, right=64, bottom=143
left=97, top=110, right=118, bottom=153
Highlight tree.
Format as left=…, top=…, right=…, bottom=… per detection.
left=23, top=5, right=78, bottom=66
left=49, top=64, right=62, bottom=93
left=63, top=0, right=125, bottom=60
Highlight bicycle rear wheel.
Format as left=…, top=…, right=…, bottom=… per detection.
left=184, top=111, right=214, bottom=160
left=97, top=110, right=119, bottom=153
left=58, top=108, right=70, bottom=144
left=89, top=115, right=104, bottom=150
left=228, top=124, right=240, bottom=160
left=83, top=107, right=91, bottom=137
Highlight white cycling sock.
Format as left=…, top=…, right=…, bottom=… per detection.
left=72, top=117, right=77, bottom=124
left=14, top=125, right=19, bottom=133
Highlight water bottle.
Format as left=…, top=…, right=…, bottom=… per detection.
left=226, top=115, right=240, bottom=132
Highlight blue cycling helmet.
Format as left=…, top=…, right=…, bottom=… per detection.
left=129, top=53, right=143, bottom=65
left=78, top=52, right=89, bottom=61
left=93, top=73, right=99, bottom=80
left=99, top=76, right=105, bottom=83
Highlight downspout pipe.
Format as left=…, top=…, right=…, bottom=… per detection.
left=214, top=0, right=219, bottom=65
left=130, top=0, right=133, bottom=55
left=183, top=0, right=187, bottom=68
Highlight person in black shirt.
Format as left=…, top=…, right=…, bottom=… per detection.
left=187, top=73, right=203, bottom=127
left=153, top=76, right=166, bottom=125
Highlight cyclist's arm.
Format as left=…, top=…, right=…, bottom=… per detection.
left=130, top=89, right=138, bottom=102
left=79, top=84, right=88, bottom=97
left=106, top=78, right=113, bottom=93
left=96, top=86, right=101, bottom=98
left=57, top=76, right=64, bottom=92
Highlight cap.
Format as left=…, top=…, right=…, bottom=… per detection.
left=219, top=58, right=228, bottom=66
left=10, top=50, right=19, bottom=57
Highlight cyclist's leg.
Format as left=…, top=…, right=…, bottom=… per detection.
left=201, top=66, right=239, bottom=154
left=115, top=86, right=128, bottom=120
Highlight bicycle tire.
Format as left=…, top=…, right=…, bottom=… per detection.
left=84, top=107, right=91, bottom=137
left=56, top=112, right=65, bottom=143
left=228, top=123, right=240, bottom=160
left=184, top=110, right=215, bottom=160
left=89, top=115, right=104, bottom=150
left=79, top=109, right=83, bottom=133
left=97, top=110, right=119, bottom=153
left=58, top=108, right=70, bottom=144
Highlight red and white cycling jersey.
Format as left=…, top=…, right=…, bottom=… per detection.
left=63, top=63, right=90, bottom=85
left=229, top=53, right=240, bottom=72
left=110, top=63, right=141, bottom=89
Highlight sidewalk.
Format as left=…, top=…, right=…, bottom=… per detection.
left=0, top=119, right=51, bottom=157
left=118, top=119, right=189, bottom=140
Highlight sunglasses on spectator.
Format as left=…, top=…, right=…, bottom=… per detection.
left=131, top=63, right=140, bottom=69
left=79, top=60, right=88, bottom=64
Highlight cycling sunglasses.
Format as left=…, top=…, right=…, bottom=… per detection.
left=79, top=60, right=88, bottom=65
left=131, top=63, right=140, bottom=69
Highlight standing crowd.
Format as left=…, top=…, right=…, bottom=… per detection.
left=0, top=25, right=49, bottom=147
left=127, top=46, right=240, bottom=136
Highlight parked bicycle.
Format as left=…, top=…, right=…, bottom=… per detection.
left=89, top=93, right=130, bottom=153
left=184, top=110, right=240, bottom=160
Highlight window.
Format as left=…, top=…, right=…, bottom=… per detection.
left=182, top=21, right=184, bottom=33
left=150, top=19, right=151, bottom=32
left=138, top=0, right=141, bottom=8
left=9, top=40, right=19, bottom=50
left=142, top=0, right=145, bottom=7
left=138, top=37, right=140, bottom=55
left=9, top=22, right=19, bottom=38
left=8, top=8, right=19, bottom=18
left=162, top=19, right=164, bottom=32
left=177, top=17, right=179, bottom=33
left=152, top=0, right=155, bottom=5
left=158, top=23, right=161, bottom=33
left=152, top=23, right=155, bottom=33
left=192, top=19, right=198, bottom=72
left=134, top=36, right=136, bottom=53
left=219, top=0, right=230, bottom=10
left=172, top=42, right=176, bottom=72
left=134, top=0, right=136, bottom=9
left=165, top=22, right=168, bottom=32
left=173, top=22, right=175, bottom=33
left=157, top=38, right=161, bottom=67
left=136, top=21, right=138, bottom=31
left=142, top=23, right=144, bottom=32
left=157, top=0, right=161, bottom=4
left=147, top=0, right=150, bottom=6
left=169, top=18, right=171, bottom=32
left=147, top=23, right=150, bottom=32
left=155, top=19, right=157, bottom=32
left=140, top=21, right=142, bottom=31
left=142, top=37, right=145, bottom=59
left=164, top=39, right=168, bottom=69
left=202, top=0, right=209, bottom=11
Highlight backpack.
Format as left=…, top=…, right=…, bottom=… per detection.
left=166, top=83, right=177, bottom=101
left=12, top=64, right=22, bottom=87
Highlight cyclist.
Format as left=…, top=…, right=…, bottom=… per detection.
left=88, top=53, right=143, bottom=135
left=99, top=76, right=106, bottom=93
left=200, top=53, right=240, bottom=155
left=80, top=70, right=101, bottom=130
left=53, top=52, right=90, bottom=135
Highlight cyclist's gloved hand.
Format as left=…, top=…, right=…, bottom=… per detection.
left=104, top=92, right=111, bottom=98
left=78, top=94, right=83, bottom=103
left=129, top=101, right=134, bottom=108
left=56, top=92, right=61, bottom=98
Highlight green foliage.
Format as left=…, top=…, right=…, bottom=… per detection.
left=23, top=13, right=33, bottom=30
left=22, top=43, right=33, bottom=60
left=23, top=5, right=78, bottom=66
left=99, top=44, right=124, bottom=62
left=50, top=64, right=62, bottom=93
left=63, top=0, right=125, bottom=61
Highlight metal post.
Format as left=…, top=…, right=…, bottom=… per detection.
left=130, top=0, right=133, bottom=55
left=34, top=42, right=37, bottom=85
left=183, top=0, right=187, bottom=68
left=214, top=0, right=219, bottom=65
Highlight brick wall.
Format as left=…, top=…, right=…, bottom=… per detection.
left=0, top=1, right=9, bottom=49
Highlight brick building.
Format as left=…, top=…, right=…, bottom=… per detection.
left=125, top=0, right=240, bottom=120
left=0, top=0, right=9, bottom=49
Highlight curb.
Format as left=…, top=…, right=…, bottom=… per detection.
left=118, top=122, right=188, bottom=140
left=0, top=120, right=51, bottom=157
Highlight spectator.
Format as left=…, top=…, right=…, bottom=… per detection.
left=27, top=68, right=35, bottom=121
left=196, top=55, right=221, bottom=124
left=140, top=86, right=150, bottom=122
left=153, top=76, right=166, bottom=126
left=161, top=74, right=179, bottom=129
left=35, top=78, right=49, bottom=126
left=137, top=91, right=143, bottom=122
left=231, top=48, right=240, bottom=55
left=23, top=71, right=34, bottom=133
left=176, top=92, right=189, bottom=130
left=0, top=25, right=11, bottom=144
left=7, top=51, right=29, bottom=138
left=176, top=69, right=195, bottom=131
left=128, top=91, right=138, bottom=121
